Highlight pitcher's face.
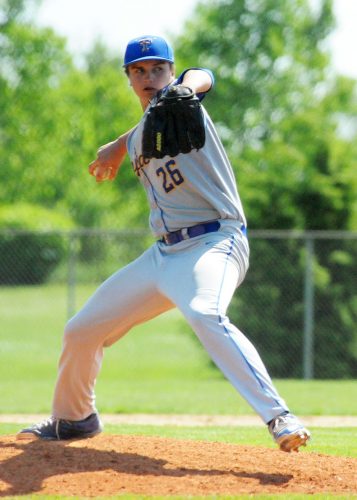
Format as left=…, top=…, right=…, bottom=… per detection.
left=127, top=60, right=175, bottom=108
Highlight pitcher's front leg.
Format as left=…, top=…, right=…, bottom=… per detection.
left=52, top=248, right=173, bottom=420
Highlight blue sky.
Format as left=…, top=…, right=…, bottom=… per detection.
left=35, top=0, right=357, bottom=78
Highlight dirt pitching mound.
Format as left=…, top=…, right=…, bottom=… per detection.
left=0, top=434, right=356, bottom=496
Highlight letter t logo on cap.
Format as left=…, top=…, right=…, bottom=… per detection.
left=139, top=39, right=152, bottom=52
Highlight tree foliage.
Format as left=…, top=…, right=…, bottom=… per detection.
left=0, top=0, right=144, bottom=228
left=1, top=0, right=356, bottom=230
left=175, top=0, right=357, bottom=231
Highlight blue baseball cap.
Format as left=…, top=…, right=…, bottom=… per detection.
left=123, top=35, right=174, bottom=67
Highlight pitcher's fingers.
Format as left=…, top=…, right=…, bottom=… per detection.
left=107, top=166, right=116, bottom=180
left=88, top=159, right=99, bottom=175
left=95, top=166, right=113, bottom=182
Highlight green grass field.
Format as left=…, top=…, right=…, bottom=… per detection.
left=1, top=284, right=357, bottom=416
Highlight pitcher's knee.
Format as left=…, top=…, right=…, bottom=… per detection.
left=184, top=305, right=220, bottom=331
left=63, top=313, right=127, bottom=348
left=63, top=316, right=91, bottom=346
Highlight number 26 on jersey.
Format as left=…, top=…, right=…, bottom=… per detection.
left=156, top=160, right=184, bottom=193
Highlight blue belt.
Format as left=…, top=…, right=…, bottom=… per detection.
left=160, top=220, right=247, bottom=245
left=161, top=221, right=220, bottom=245
left=161, top=220, right=247, bottom=245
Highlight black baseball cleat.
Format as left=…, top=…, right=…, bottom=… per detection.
left=16, top=413, right=103, bottom=441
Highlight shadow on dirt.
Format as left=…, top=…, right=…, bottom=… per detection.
left=0, top=437, right=292, bottom=496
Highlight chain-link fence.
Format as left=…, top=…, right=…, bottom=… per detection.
left=229, top=230, right=357, bottom=380
left=1, top=228, right=356, bottom=379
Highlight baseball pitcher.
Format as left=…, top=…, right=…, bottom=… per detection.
left=18, top=35, right=310, bottom=452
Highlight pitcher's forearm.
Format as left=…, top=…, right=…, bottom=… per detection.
left=181, top=69, right=213, bottom=94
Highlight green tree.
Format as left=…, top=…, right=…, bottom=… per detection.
left=0, top=1, right=145, bottom=229
left=174, top=0, right=357, bottom=377
left=0, top=0, right=73, bottom=208
left=56, top=42, right=146, bottom=229
left=175, top=0, right=357, bottom=231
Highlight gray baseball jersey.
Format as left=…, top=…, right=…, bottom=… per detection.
left=127, top=71, right=247, bottom=237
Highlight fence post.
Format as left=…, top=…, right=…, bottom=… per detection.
left=303, top=236, right=315, bottom=379
left=67, top=232, right=77, bottom=320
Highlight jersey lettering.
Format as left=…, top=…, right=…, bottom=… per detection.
left=133, top=151, right=150, bottom=177
left=156, top=160, right=184, bottom=193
